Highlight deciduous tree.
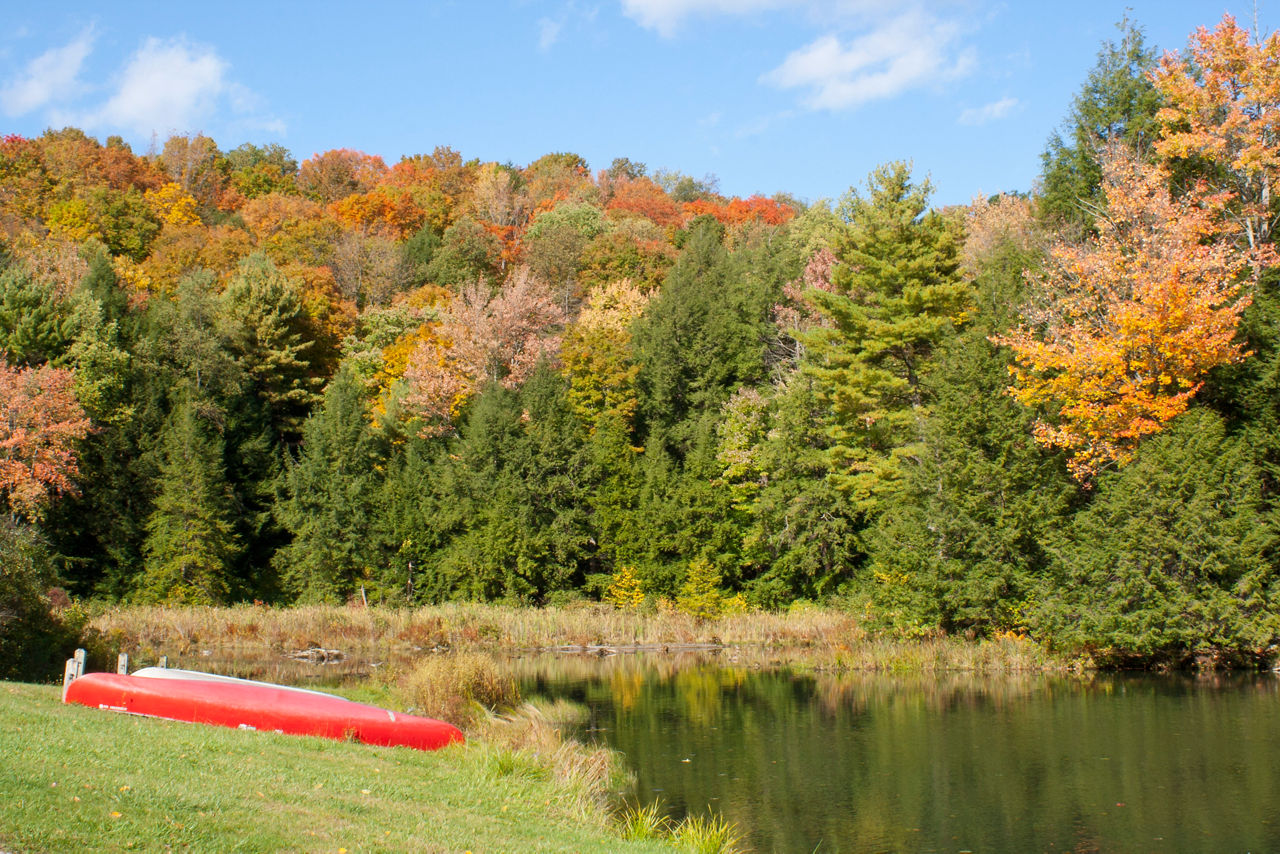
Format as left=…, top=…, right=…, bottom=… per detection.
left=998, top=153, right=1266, bottom=480
left=1153, top=13, right=1280, bottom=248
left=0, top=359, right=91, bottom=522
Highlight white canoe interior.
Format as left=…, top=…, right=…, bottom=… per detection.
left=130, top=666, right=347, bottom=700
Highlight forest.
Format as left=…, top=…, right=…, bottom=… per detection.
left=2, top=13, right=1278, bottom=667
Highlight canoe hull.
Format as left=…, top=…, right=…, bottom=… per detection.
left=64, top=672, right=464, bottom=751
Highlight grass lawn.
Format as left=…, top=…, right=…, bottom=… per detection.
left=0, top=681, right=676, bottom=854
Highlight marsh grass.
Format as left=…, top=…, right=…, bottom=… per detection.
left=89, top=602, right=1072, bottom=673
left=394, top=652, right=519, bottom=726
left=670, top=812, right=744, bottom=854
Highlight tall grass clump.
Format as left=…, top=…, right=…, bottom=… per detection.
left=670, top=812, right=744, bottom=854
left=395, top=652, right=518, bottom=727
left=619, top=800, right=673, bottom=840
left=473, top=701, right=635, bottom=824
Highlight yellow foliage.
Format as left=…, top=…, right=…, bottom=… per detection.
left=112, top=256, right=154, bottom=295
left=145, top=182, right=202, bottom=227
left=604, top=565, right=645, bottom=610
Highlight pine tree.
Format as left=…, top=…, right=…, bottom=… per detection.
left=803, top=162, right=968, bottom=508
left=1039, top=15, right=1161, bottom=233
left=866, top=229, right=1076, bottom=634
left=275, top=368, right=388, bottom=603
left=136, top=395, right=240, bottom=605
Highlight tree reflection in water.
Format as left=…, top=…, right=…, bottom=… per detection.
left=516, top=654, right=1280, bottom=854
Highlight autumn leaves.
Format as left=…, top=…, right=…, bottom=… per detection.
left=1001, top=14, right=1276, bottom=482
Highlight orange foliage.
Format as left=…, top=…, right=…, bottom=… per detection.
left=996, top=153, right=1270, bottom=481
left=282, top=263, right=356, bottom=375
left=297, top=149, right=388, bottom=202
left=0, top=360, right=92, bottom=522
left=328, top=189, right=427, bottom=240
left=679, top=195, right=794, bottom=226
left=605, top=177, right=683, bottom=229
left=1153, top=14, right=1280, bottom=246
left=240, top=193, right=325, bottom=240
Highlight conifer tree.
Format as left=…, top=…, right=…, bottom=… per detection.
left=1039, top=15, right=1161, bottom=233
left=219, top=254, right=322, bottom=440
left=633, top=217, right=777, bottom=457
left=867, top=215, right=1076, bottom=634
left=1031, top=408, right=1280, bottom=664
left=275, top=368, right=388, bottom=603
left=136, top=395, right=239, bottom=605
left=803, top=162, right=968, bottom=508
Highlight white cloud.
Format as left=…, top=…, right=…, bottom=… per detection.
left=760, top=9, right=973, bottom=110
left=958, top=96, right=1018, bottom=125
left=538, top=17, right=564, bottom=51
left=81, top=37, right=227, bottom=136
left=0, top=29, right=94, bottom=116
left=619, top=0, right=793, bottom=37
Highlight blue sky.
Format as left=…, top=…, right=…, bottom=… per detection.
left=0, top=1, right=1260, bottom=207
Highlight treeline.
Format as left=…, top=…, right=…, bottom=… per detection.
left=2, top=14, right=1279, bottom=666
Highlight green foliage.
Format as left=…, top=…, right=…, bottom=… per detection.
left=219, top=254, right=323, bottom=439
left=135, top=395, right=240, bottom=605
left=1039, top=15, right=1161, bottom=232
left=803, top=162, right=968, bottom=508
left=716, top=376, right=861, bottom=607
left=676, top=555, right=737, bottom=620
left=426, top=215, right=502, bottom=288
left=275, top=368, right=388, bottom=603
left=1030, top=408, right=1280, bottom=665
left=0, top=264, right=76, bottom=366
left=396, top=222, right=443, bottom=289
left=388, top=367, right=596, bottom=603
left=0, top=522, right=82, bottom=681
left=83, top=186, right=162, bottom=261
left=633, top=218, right=778, bottom=456
left=865, top=239, right=1077, bottom=635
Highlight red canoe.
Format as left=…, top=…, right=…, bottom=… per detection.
left=63, top=670, right=464, bottom=751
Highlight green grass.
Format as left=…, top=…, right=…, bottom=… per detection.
left=0, top=682, right=680, bottom=854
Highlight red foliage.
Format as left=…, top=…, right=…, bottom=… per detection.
left=0, top=361, right=92, bottom=521
left=605, top=177, right=683, bottom=228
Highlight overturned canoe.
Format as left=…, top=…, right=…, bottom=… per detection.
left=63, top=669, right=464, bottom=751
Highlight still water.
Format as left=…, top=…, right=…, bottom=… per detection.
left=517, top=655, right=1280, bottom=854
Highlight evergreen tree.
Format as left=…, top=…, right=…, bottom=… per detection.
left=219, top=254, right=323, bottom=441
left=136, top=394, right=240, bottom=605
left=717, top=375, right=860, bottom=606
left=866, top=234, right=1077, bottom=634
left=1031, top=408, right=1280, bottom=665
left=1039, top=15, right=1161, bottom=233
left=803, top=162, right=968, bottom=509
left=275, top=368, right=388, bottom=603
left=0, top=264, right=76, bottom=366
left=633, top=217, right=777, bottom=457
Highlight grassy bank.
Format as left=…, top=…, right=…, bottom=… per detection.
left=87, top=602, right=1070, bottom=673
left=0, top=681, right=684, bottom=854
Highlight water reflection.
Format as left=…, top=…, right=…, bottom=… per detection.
left=518, top=655, right=1280, bottom=854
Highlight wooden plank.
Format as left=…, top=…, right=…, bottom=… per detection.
left=62, top=659, right=78, bottom=702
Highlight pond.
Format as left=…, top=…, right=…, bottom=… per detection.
left=515, top=654, right=1280, bottom=854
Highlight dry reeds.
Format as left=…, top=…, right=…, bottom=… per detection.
left=395, top=652, right=518, bottom=727
left=88, top=601, right=1073, bottom=673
